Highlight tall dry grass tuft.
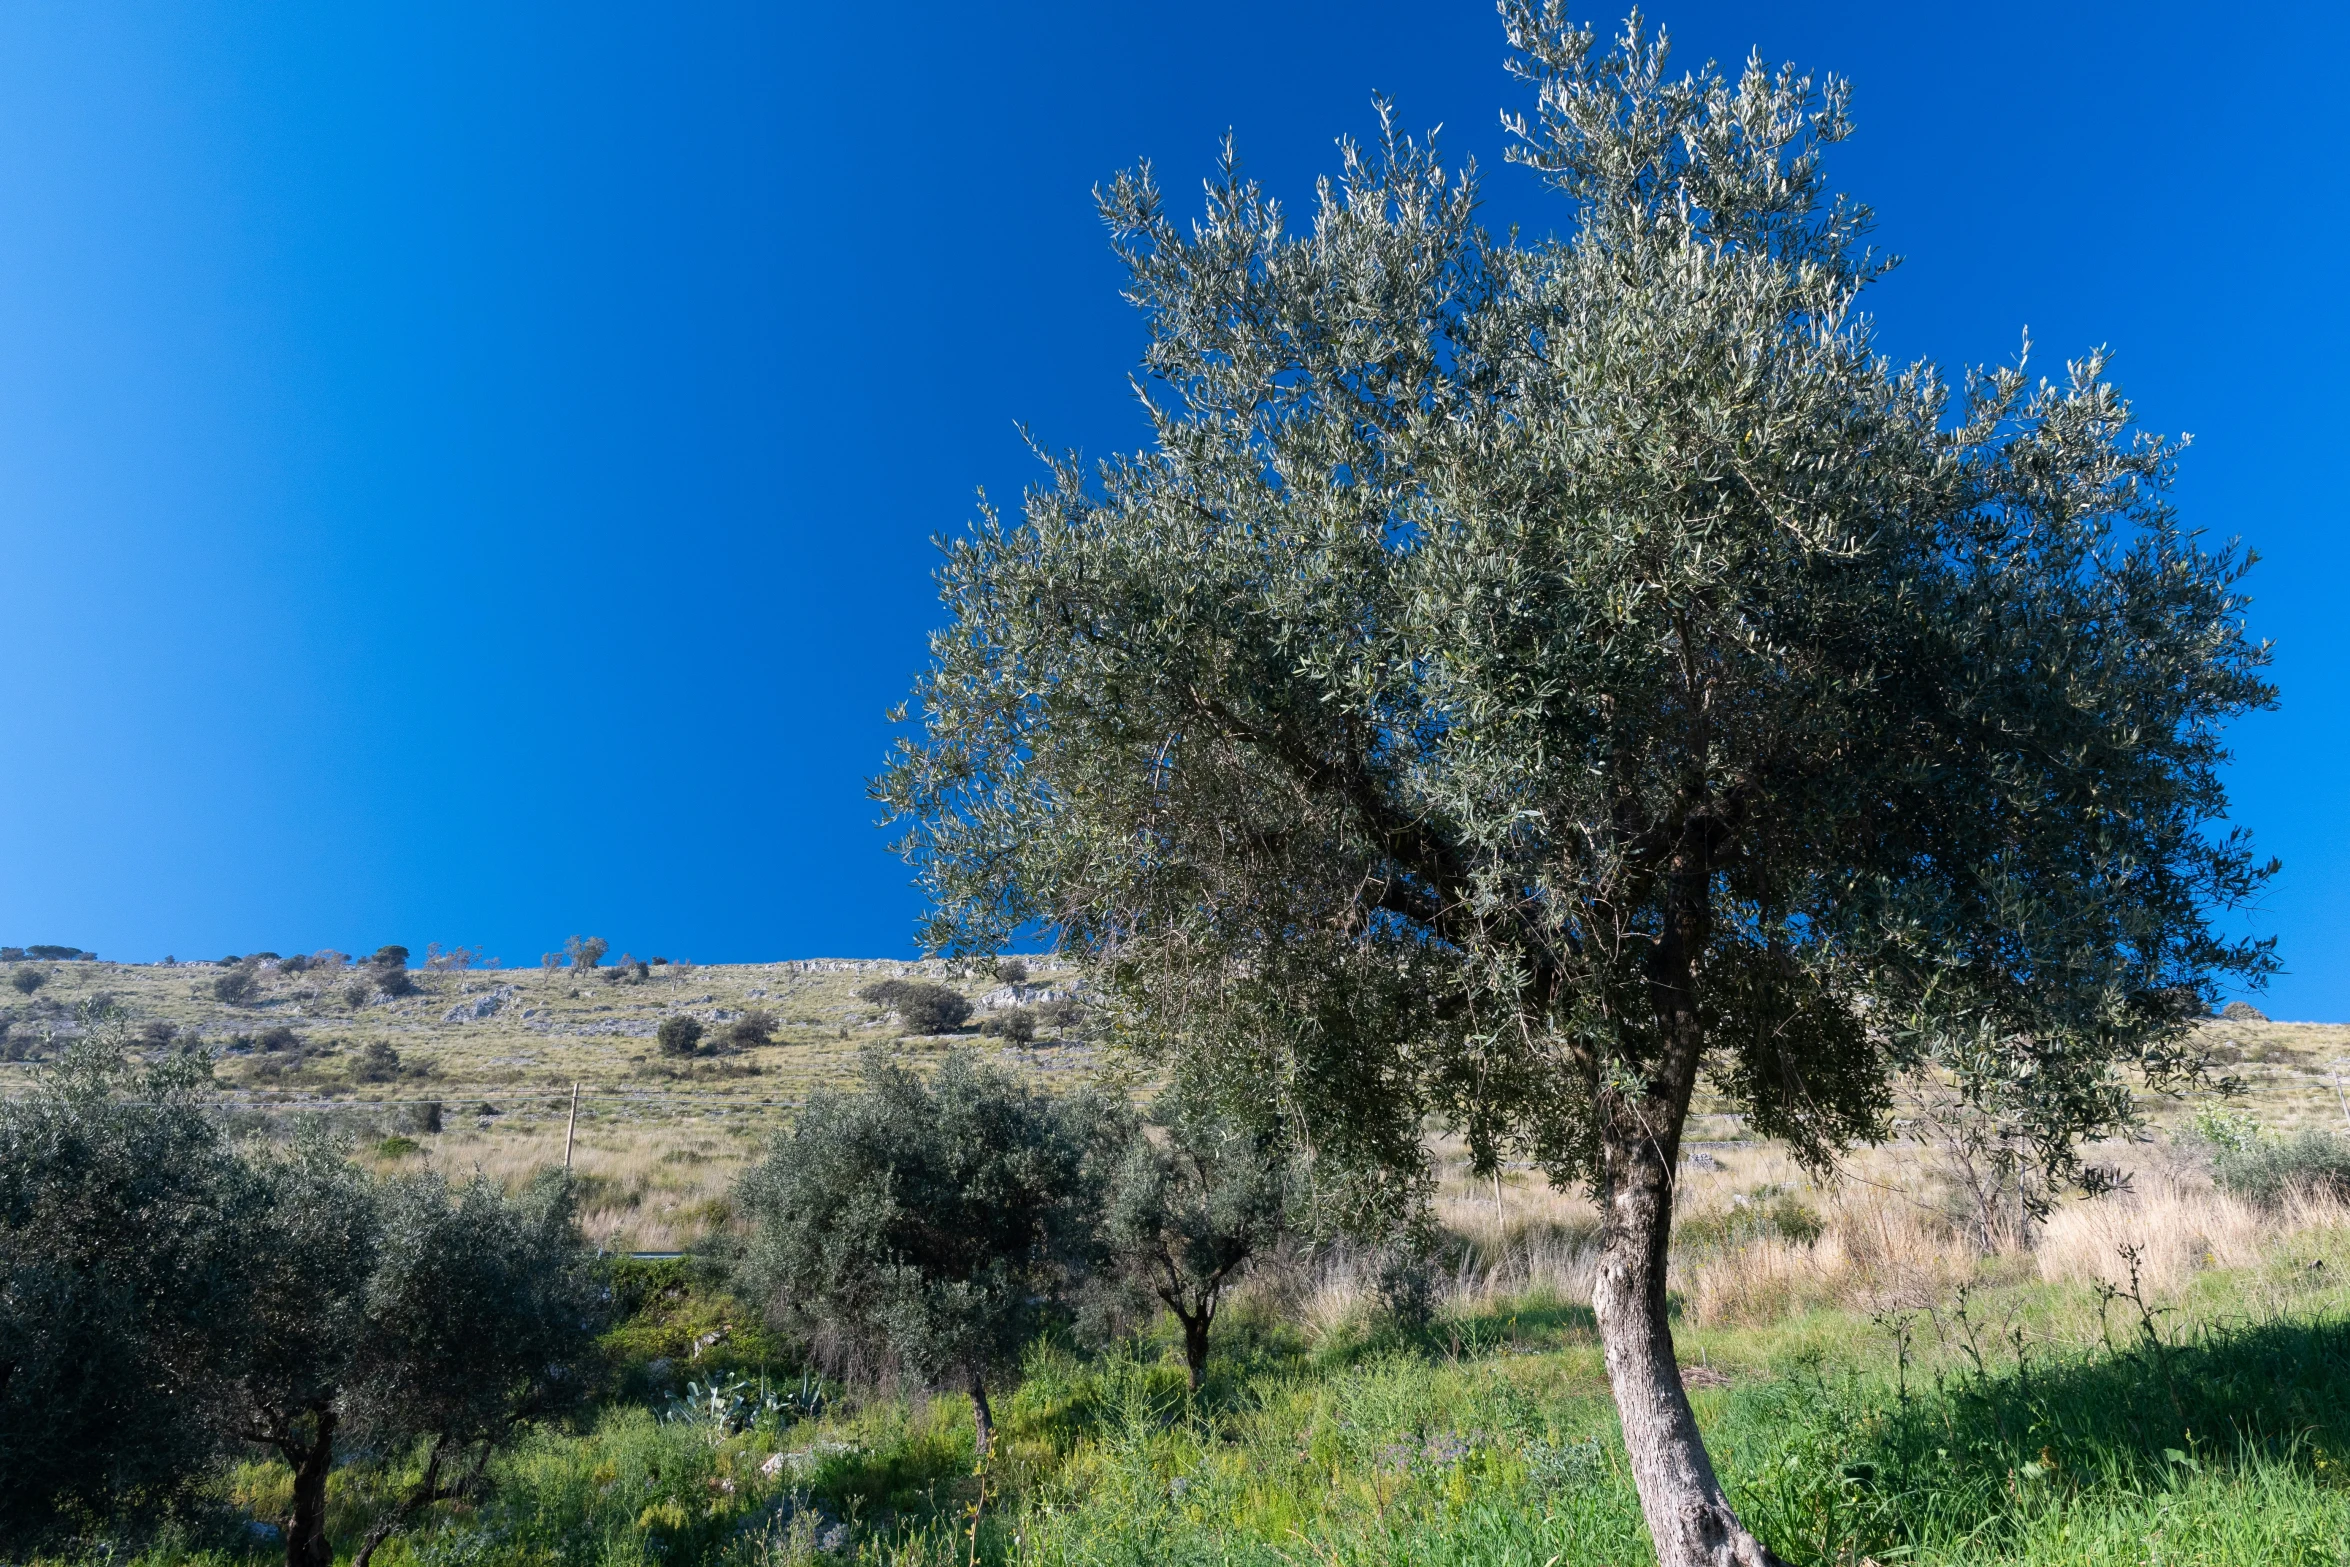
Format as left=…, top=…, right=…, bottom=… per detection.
left=1682, top=1187, right=1981, bottom=1325
left=2034, top=1172, right=2346, bottom=1292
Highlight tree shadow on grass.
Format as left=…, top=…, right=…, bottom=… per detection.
left=1898, top=1310, right=2350, bottom=1480
left=1724, top=1308, right=2350, bottom=1565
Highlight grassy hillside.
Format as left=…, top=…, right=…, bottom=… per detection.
left=0, top=952, right=1095, bottom=1250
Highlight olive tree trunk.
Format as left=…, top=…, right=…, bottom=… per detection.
left=966, top=1369, right=995, bottom=1459
left=1593, top=1137, right=1782, bottom=1567
left=1176, top=1304, right=1211, bottom=1393
left=1590, top=899, right=1785, bottom=1567
left=281, top=1406, right=337, bottom=1567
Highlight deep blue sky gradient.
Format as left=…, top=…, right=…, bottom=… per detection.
left=0, top=3, right=2343, bottom=1013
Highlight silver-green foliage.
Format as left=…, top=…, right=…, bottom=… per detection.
left=876, top=3, right=2274, bottom=1207
left=0, top=1040, right=253, bottom=1540
left=734, top=1049, right=1104, bottom=1434
left=1098, top=1091, right=1291, bottom=1387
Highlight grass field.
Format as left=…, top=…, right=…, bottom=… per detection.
left=74, top=1129, right=2350, bottom=1567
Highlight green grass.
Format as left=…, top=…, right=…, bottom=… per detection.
left=62, top=1223, right=2350, bottom=1567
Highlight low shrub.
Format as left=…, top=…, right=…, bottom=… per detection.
left=726, top=1008, right=777, bottom=1050
left=2211, top=1129, right=2350, bottom=1206
left=981, top=1007, right=1037, bottom=1043
left=212, top=967, right=258, bottom=1005
left=9, top=968, right=44, bottom=996
left=657, top=1015, right=706, bottom=1057
left=352, top=1040, right=404, bottom=1083
left=855, top=978, right=971, bottom=1035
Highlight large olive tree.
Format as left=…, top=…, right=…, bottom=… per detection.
left=875, top=8, right=2273, bottom=1563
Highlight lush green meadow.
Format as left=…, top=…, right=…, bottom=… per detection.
left=48, top=1205, right=2350, bottom=1567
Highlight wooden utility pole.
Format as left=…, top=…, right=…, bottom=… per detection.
left=564, top=1081, right=580, bottom=1171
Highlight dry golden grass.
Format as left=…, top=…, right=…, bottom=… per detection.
left=5, top=952, right=1088, bottom=1252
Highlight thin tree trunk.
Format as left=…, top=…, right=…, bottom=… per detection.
left=967, top=1369, right=994, bottom=1459
left=1178, top=1306, right=1211, bottom=1393
left=351, top=1433, right=451, bottom=1567
left=282, top=1406, right=338, bottom=1567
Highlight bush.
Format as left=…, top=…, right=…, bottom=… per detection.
left=8, top=968, right=43, bottom=996
left=1098, top=1091, right=1291, bottom=1388
left=212, top=966, right=258, bottom=1005
left=353, top=1041, right=404, bottom=1083
left=1035, top=995, right=1090, bottom=1037
left=2211, top=1128, right=2350, bottom=1205
left=857, top=978, right=972, bottom=1035
left=0, top=1045, right=257, bottom=1544
left=396, top=1099, right=444, bottom=1135
left=2219, top=999, right=2268, bottom=1022
left=657, top=1015, right=706, bottom=1057
left=725, top=1008, right=777, bottom=1050
left=981, top=1007, right=1037, bottom=1043
left=255, top=1024, right=301, bottom=1053
left=344, top=978, right=373, bottom=1008
left=279, top=953, right=310, bottom=974
left=995, top=958, right=1028, bottom=985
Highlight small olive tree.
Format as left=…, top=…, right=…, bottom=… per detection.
left=874, top=9, right=2274, bottom=1561
left=1100, top=1091, right=1291, bottom=1390
left=231, top=1162, right=599, bottom=1567
left=735, top=1048, right=1102, bottom=1454
left=0, top=1040, right=254, bottom=1546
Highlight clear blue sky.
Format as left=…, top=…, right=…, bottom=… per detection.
left=0, top=3, right=2342, bottom=1015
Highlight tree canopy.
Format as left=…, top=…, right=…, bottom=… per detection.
left=735, top=1047, right=1107, bottom=1454
left=875, top=7, right=2273, bottom=1562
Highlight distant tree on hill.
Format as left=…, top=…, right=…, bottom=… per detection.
left=424, top=944, right=481, bottom=978
left=735, top=1048, right=1105, bottom=1455
left=213, top=965, right=259, bottom=1006
left=655, top=1016, right=704, bottom=1057
left=366, top=947, right=414, bottom=999
left=563, top=936, right=607, bottom=975
left=856, top=978, right=970, bottom=1035
left=994, top=958, right=1028, bottom=985
left=979, top=1007, right=1035, bottom=1043
left=725, top=1009, right=777, bottom=1051
left=8, top=969, right=43, bottom=997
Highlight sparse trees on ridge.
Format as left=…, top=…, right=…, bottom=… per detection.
left=873, top=8, right=2274, bottom=1562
